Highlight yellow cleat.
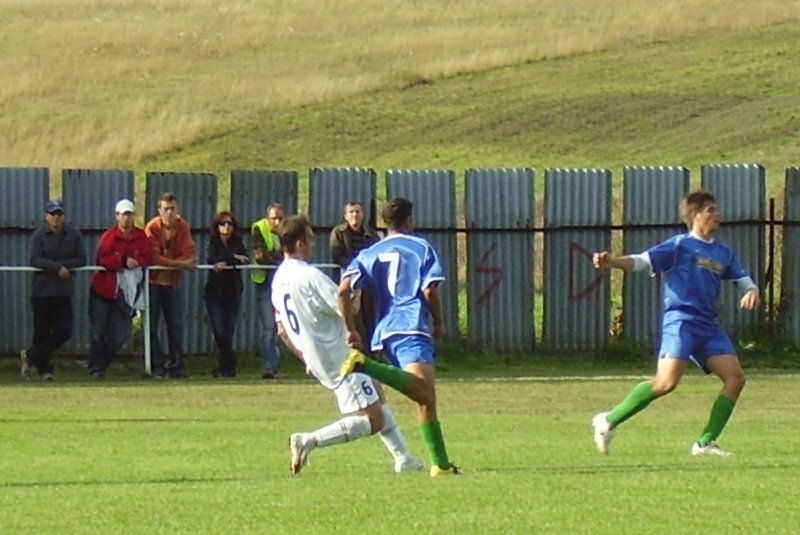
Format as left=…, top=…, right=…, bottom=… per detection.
left=338, top=348, right=366, bottom=376
left=430, top=464, right=460, bottom=477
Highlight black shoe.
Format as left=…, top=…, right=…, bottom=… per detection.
left=262, top=370, right=277, bottom=380
left=169, top=370, right=189, bottom=379
left=89, top=371, right=105, bottom=380
left=212, top=368, right=235, bottom=378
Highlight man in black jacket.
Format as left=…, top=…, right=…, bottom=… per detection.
left=22, top=199, right=87, bottom=381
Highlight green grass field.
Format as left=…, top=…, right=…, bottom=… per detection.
left=2, top=372, right=798, bottom=534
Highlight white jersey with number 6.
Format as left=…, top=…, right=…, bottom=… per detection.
left=271, top=258, right=354, bottom=391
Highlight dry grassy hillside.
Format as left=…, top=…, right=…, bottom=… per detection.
left=2, top=0, right=798, bottom=172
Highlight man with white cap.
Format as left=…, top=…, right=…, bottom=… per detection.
left=87, top=199, right=150, bottom=379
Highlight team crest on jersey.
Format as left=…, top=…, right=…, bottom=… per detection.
left=696, top=256, right=724, bottom=274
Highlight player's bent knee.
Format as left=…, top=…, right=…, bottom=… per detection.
left=364, top=404, right=385, bottom=435
left=650, top=378, right=679, bottom=396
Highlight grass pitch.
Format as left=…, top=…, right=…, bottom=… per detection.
left=1, top=372, right=798, bottom=534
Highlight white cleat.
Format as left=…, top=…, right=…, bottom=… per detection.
left=592, top=412, right=616, bottom=454
left=394, top=455, right=425, bottom=473
left=691, top=441, right=731, bottom=457
left=289, top=433, right=315, bottom=474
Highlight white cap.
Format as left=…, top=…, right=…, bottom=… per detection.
left=115, top=199, right=135, bottom=214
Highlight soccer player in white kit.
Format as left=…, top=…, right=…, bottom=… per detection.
left=271, top=215, right=423, bottom=474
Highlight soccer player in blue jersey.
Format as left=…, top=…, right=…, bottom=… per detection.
left=591, top=190, right=760, bottom=456
left=338, top=197, right=458, bottom=476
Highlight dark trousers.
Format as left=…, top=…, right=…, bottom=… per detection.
left=204, top=290, right=242, bottom=375
left=149, top=284, right=185, bottom=376
left=28, top=296, right=73, bottom=375
left=88, top=292, right=131, bottom=376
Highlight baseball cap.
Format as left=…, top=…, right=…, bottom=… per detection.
left=45, top=199, right=65, bottom=214
left=115, top=199, right=135, bottom=214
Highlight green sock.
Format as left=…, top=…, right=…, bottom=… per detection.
left=361, top=358, right=410, bottom=393
left=606, top=381, right=659, bottom=426
left=419, top=420, right=451, bottom=469
left=697, top=395, right=736, bottom=446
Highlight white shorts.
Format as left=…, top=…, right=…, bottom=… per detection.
left=334, top=372, right=380, bottom=414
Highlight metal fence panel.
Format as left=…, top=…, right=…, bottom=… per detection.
left=465, top=168, right=534, bottom=351
left=0, top=168, right=49, bottom=353
left=0, top=235, right=35, bottom=353
left=782, top=167, right=800, bottom=342
left=145, top=172, right=219, bottom=356
left=622, top=166, right=689, bottom=351
left=0, top=167, right=49, bottom=228
left=701, top=164, right=765, bottom=336
left=386, top=169, right=458, bottom=337
left=543, top=168, right=611, bottom=351
left=230, top=170, right=299, bottom=353
left=308, top=167, right=376, bottom=268
left=62, top=169, right=136, bottom=355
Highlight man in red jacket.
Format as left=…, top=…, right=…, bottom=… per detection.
left=88, top=199, right=150, bottom=379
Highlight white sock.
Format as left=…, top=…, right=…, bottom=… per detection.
left=310, top=415, right=371, bottom=448
left=378, top=403, right=410, bottom=458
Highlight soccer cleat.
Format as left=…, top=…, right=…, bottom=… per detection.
left=289, top=433, right=315, bottom=474
left=430, top=464, right=460, bottom=477
left=591, top=412, right=616, bottom=454
left=691, top=441, right=731, bottom=457
left=20, top=350, right=31, bottom=381
left=394, top=456, right=425, bottom=473
left=41, top=373, right=54, bottom=382
left=338, top=348, right=366, bottom=376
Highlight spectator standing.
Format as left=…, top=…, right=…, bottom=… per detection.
left=21, top=199, right=87, bottom=381
left=145, top=192, right=196, bottom=379
left=250, top=203, right=284, bottom=379
left=329, top=201, right=379, bottom=345
left=88, top=199, right=150, bottom=379
left=203, top=211, right=249, bottom=378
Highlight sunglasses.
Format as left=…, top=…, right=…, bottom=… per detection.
left=47, top=211, right=65, bottom=216
left=218, top=220, right=234, bottom=227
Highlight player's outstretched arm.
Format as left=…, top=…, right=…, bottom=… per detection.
left=739, top=287, right=761, bottom=310
left=593, top=251, right=636, bottom=271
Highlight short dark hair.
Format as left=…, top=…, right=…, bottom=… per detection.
left=381, top=197, right=413, bottom=230
left=680, top=190, right=716, bottom=228
left=159, top=192, right=177, bottom=207
left=210, top=211, right=239, bottom=238
left=278, top=215, right=311, bottom=253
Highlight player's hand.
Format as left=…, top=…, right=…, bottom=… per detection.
left=433, top=324, right=446, bottom=339
left=740, top=289, right=761, bottom=310
left=305, top=366, right=315, bottom=378
left=592, top=252, right=611, bottom=269
left=346, top=329, right=363, bottom=350
left=57, top=266, right=71, bottom=279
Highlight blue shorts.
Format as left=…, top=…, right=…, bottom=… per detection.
left=382, top=334, right=435, bottom=369
left=657, top=320, right=735, bottom=373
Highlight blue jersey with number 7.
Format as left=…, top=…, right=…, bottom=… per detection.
left=343, top=233, right=445, bottom=351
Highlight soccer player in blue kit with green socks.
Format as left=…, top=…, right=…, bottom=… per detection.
left=338, top=197, right=458, bottom=476
left=591, top=190, right=760, bottom=456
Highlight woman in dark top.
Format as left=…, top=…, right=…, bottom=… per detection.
left=204, top=211, right=249, bottom=377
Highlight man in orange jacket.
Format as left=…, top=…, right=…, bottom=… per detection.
left=145, top=192, right=196, bottom=378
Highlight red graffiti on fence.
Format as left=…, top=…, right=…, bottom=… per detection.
left=475, top=242, right=504, bottom=306
left=568, top=242, right=604, bottom=302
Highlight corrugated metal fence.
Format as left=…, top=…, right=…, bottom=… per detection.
left=0, top=163, right=793, bottom=359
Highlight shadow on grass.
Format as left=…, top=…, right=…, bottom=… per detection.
left=475, top=461, right=800, bottom=476
left=0, top=475, right=253, bottom=489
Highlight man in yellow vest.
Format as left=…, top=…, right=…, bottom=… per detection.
left=250, top=203, right=285, bottom=379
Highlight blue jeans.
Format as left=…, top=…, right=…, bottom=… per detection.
left=256, top=283, right=280, bottom=373
left=88, top=292, right=131, bottom=376
left=149, top=284, right=186, bottom=376
left=204, top=290, right=241, bottom=375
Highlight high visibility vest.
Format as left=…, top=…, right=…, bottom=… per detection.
left=250, top=219, right=277, bottom=284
